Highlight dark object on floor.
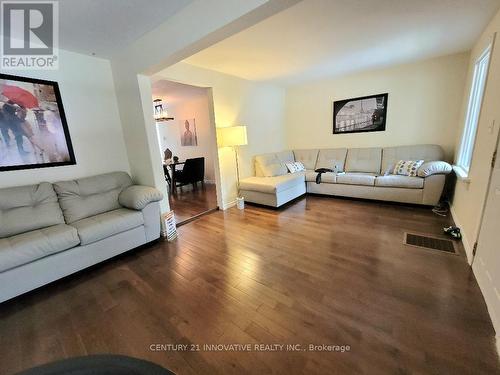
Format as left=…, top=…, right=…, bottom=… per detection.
left=16, top=355, right=175, bottom=375
left=405, top=232, right=457, bottom=253
left=432, top=201, right=449, bottom=216
left=174, top=157, right=205, bottom=189
left=314, top=168, right=333, bottom=184
left=443, top=225, right=462, bottom=240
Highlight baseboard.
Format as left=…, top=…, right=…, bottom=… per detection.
left=222, top=200, right=236, bottom=210
left=449, top=204, right=474, bottom=264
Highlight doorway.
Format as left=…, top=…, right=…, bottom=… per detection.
left=151, top=80, right=219, bottom=225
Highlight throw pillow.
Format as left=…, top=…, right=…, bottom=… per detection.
left=286, top=161, right=306, bottom=173
left=293, top=161, right=305, bottom=172
left=393, top=160, right=424, bottom=177
left=285, top=162, right=297, bottom=173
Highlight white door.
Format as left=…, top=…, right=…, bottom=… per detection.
left=473, top=136, right=500, bottom=336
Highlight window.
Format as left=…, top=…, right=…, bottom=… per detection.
left=456, top=45, right=491, bottom=177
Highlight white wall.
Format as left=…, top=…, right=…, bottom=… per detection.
left=156, top=92, right=216, bottom=182
left=0, top=49, right=129, bottom=188
left=284, top=53, right=470, bottom=161
left=110, top=0, right=293, bottom=213
left=451, top=10, right=500, bottom=263
left=155, top=62, right=287, bottom=207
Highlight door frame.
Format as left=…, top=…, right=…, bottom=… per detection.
left=471, top=128, right=500, bottom=265
left=152, top=78, right=223, bottom=211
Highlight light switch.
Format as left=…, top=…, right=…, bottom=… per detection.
left=496, top=188, right=500, bottom=196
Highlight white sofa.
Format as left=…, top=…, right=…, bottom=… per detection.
left=239, top=145, right=452, bottom=208
left=0, top=172, right=163, bottom=303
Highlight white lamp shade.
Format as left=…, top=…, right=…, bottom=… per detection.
left=218, top=126, right=248, bottom=147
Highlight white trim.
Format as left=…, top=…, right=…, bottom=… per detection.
left=452, top=165, right=471, bottom=183
left=222, top=200, right=236, bottom=210
left=450, top=204, right=474, bottom=264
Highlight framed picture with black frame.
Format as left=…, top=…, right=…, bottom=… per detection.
left=0, top=73, right=76, bottom=171
left=333, top=93, right=388, bottom=135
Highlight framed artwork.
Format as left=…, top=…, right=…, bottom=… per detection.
left=0, top=73, right=76, bottom=171
left=180, top=118, right=198, bottom=146
left=333, top=93, right=388, bottom=134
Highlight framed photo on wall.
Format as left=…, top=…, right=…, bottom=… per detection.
left=333, top=93, right=388, bottom=134
left=179, top=118, right=198, bottom=146
left=0, top=73, right=76, bottom=171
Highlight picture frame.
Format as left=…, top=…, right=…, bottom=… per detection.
left=0, top=73, right=76, bottom=171
left=333, top=93, right=388, bottom=135
left=179, top=118, right=198, bottom=147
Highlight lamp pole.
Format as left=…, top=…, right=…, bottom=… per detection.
left=234, top=145, right=241, bottom=197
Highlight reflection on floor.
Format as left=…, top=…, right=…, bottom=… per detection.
left=169, top=182, right=217, bottom=224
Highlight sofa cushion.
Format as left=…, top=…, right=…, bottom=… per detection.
left=0, top=224, right=79, bottom=272
left=240, top=173, right=305, bottom=194
left=0, top=182, right=64, bottom=238
left=306, top=170, right=337, bottom=183
left=315, top=148, right=348, bottom=171
left=71, top=208, right=144, bottom=246
left=54, top=172, right=133, bottom=224
left=345, top=148, right=382, bottom=174
left=293, top=149, right=319, bottom=170
left=382, top=145, right=444, bottom=172
left=255, top=153, right=288, bottom=177
left=375, top=175, right=424, bottom=189
left=305, top=170, right=318, bottom=182
left=336, top=173, right=376, bottom=186
left=276, top=150, right=295, bottom=163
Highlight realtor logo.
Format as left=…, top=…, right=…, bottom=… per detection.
left=1, top=1, right=59, bottom=69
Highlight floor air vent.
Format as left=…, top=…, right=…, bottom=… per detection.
left=404, top=232, right=457, bottom=254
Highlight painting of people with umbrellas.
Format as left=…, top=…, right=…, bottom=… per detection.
left=0, top=74, right=75, bottom=171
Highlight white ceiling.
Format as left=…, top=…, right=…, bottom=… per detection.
left=183, top=0, right=500, bottom=85
left=59, top=0, right=193, bottom=57
left=152, top=80, right=208, bottom=106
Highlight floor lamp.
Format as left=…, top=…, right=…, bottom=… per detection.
left=218, top=126, right=248, bottom=199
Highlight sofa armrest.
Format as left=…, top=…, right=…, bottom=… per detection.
left=417, top=161, right=452, bottom=177
left=119, top=185, right=163, bottom=210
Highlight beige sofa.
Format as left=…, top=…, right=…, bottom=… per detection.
left=240, top=145, right=452, bottom=208
left=0, top=172, right=163, bottom=303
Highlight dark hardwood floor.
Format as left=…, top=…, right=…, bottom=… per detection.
left=0, top=195, right=498, bottom=374
left=169, top=183, right=218, bottom=224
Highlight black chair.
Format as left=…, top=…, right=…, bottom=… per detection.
left=174, top=157, right=205, bottom=189
left=163, top=164, right=172, bottom=190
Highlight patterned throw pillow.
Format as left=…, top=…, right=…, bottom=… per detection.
left=393, top=160, right=424, bottom=177
left=286, top=161, right=306, bottom=173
